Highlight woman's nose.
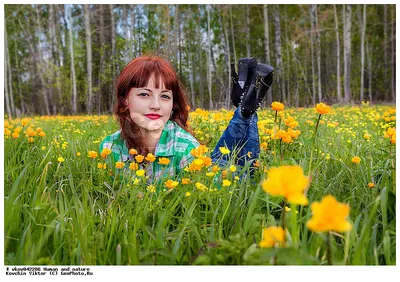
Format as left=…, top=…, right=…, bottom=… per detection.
left=149, top=97, right=160, bottom=109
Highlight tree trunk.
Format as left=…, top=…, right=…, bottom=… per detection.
left=50, top=4, right=62, bottom=114
left=273, top=5, right=285, bottom=103
left=343, top=4, right=352, bottom=103
left=263, top=4, right=272, bottom=106
left=12, top=17, right=24, bottom=115
left=222, top=6, right=231, bottom=108
left=66, top=4, right=78, bottom=114
left=334, top=4, right=342, bottom=103
left=98, top=4, right=106, bottom=114
left=131, top=5, right=135, bottom=55
left=310, top=5, right=316, bottom=105
left=173, top=5, right=179, bottom=68
left=384, top=5, right=388, bottom=101
left=207, top=4, right=213, bottom=109
left=315, top=5, right=322, bottom=102
left=4, top=27, right=12, bottom=117
left=230, top=6, right=237, bottom=65
left=35, top=5, right=51, bottom=115
left=284, top=5, right=290, bottom=105
left=110, top=4, right=116, bottom=112
left=366, top=41, right=372, bottom=103
left=359, top=5, right=366, bottom=102
left=84, top=4, right=93, bottom=113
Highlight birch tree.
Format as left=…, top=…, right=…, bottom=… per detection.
left=35, top=5, right=51, bottom=115
left=110, top=4, right=116, bottom=111
left=84, top=4, right=93, bottom=113
left=245, top=5, right=251, bottom=57
left=207, top=4, right=213, bottom=109
left=343, top=4, right=352, bottom=103
left=310, top=5, right=316, bottom=105
left=66, top=5, right=77, bottom=114
left=334, top=5, right=342, bottom=103
left=359, top=4, right=366, bottom=102
left=315, top=5, right=322, bottom=102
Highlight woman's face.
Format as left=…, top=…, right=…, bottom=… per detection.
left=126, top=74, right=173, bottom=135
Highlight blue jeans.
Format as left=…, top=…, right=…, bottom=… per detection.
left=210, top=107, right=260, bottom=177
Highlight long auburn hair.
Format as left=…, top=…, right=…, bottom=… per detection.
left=114, top=55, right=194, bottom=156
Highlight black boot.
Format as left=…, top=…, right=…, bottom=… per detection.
left=230, top=57, right=258, bottom=108
left=240, top=63, right=274, bottom=118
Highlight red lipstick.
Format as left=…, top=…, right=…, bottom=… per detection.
left=145, top=114, right=161, bottom=120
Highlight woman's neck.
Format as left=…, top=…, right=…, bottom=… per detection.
left=141, top=128, right=163, bottom=154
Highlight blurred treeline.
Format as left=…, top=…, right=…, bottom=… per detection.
left=4, top=4, right=396, bottom=117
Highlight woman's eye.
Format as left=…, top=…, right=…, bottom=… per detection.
left=161, top=95, right=171, bottom=99
left=138, top=93, right=149, bottom=97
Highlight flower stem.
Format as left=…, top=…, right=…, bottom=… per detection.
left=308, top=114, right=322, bottom=177
left=291, top=203, right=298, bottom=248
left=281, top=200, right=286, bottom=231
left=326, top=232, right=332, bottom=265
left=273, top=111, right=278, bottom=162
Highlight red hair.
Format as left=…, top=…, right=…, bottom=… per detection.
left=114, top=55, right=194, bottom=155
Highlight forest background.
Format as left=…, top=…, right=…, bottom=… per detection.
left=3, top=4, right=396, bottom=118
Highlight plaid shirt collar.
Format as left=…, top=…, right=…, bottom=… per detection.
left=153, top=119, right=176, bottom=157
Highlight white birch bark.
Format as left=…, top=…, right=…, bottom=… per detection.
left=35, top=5, right=51, bottom=115
left=334, top=5, right=342, bottom=103
left=84, top=4, right=93, bottom=113
left=360, top=5, right=366, bottom=102
left=4, top=27, right=11, bottom=117
left=207, top=4, right=213, bottom=109
left=344, top=4, right=352, bottom=103
left=66, top=5, right=77, bottom=114
left=110, top=4, right=116, bottom=112
left=310, top=5, right=316, bottom=105
left=315, top=5, right=322, bottom=103
left=230, top=6, right=237, bottom=65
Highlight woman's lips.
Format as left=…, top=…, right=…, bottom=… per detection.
left=145, top=114, right=161, bottom=120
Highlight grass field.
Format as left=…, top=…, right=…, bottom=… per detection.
left=4, top=103, right=396, bottom=265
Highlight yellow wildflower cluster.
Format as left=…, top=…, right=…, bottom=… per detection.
left=259, top=226, right=285, bottom=248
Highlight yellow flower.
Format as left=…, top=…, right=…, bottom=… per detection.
left=28, top=137, right=34, bottom=143
left=306, top=195, right=352, bottom=233
left=147, top=185, right=156, bottom=193
left=390, top=136, right=396, bottom=144
left=194, top=158, right=204, bottom=166
left=164, top=179, right=179, bottom=189
left=363, top=133, right=371, bottom=140
left=315, top=103, right=330, bottom=114
left=135, top=155, right=144, bottom=163
left=284, top=206, right=291, bottom=212
left=262, top=165, right=309, bottom=205
left=206, top=172, right=215, bottom=177
left=38, top=131, right=46, bottom=137
left=36, top=127, right=42, bottom=133
left=88, top=151, right=98, bottom=159
left=101, top=148, right=112, bottom=159
left=211, top=165, right=220, bottom=172
left=195, top=182, right=208, bottom=191
left=181, top=178, right=191, bottom=185
left=21, top=118, right=29, bottom=126
left=229, top=165, right=237, bottom=172
left=41, top=146, right=46, bottom=150
left=260, top=142, right=268, bottom=150
left=136, top=169, right=145, bottom=177
left=185, top=192, right=191, bottom=197
left=386, top=127, right=396, bottom=137
left=158, top=157, right=170, bottom=165
left=57, top=157, right=65, bottom=163
left=129, top=162, right=138, bottom=171
left=271, top=101, right=285, bottom=111
left=115, top=161, right=125, bottom=169
left=129, top=148, right=138, bottom=155
left=219, top=147, right=231, bottom=155
left=222, top=180, right=232, bottom=187
left=351, top=156, right=361, bottom=164
left=190, top=145, right=209, bottom=157
left=367, top=182, right=375, bottom=188
left=76, top=152, right=81, bottom=157
left=12, top=132, right=19, bottom=139
left=259, top=226, right=285, bottom=248
left=145, top=153, right=156, bottom=162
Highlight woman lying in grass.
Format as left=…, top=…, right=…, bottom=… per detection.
left=100, top=55, right=274, bottom=183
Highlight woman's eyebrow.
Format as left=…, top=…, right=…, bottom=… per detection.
left=137, top=88, right=171, bottom=93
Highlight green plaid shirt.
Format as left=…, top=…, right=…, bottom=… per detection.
left=99, top=120, right=200, bottom=180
